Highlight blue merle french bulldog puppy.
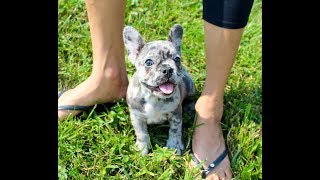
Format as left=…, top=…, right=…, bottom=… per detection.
left=123, top=24, right=195, bottom=156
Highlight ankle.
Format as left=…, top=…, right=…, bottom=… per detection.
left=92, top=46, right=127, bottom=77
left=195, top=95, right=224, bottom=123
left=91, top=61, right=126, bottom=82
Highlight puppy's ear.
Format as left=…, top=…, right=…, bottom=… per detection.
left=123, top=26, right=145, bottom=64
left=168, top=24, right=183, bottom=54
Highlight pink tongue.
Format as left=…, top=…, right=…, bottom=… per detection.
left=159, top=82, right=174, bottom=94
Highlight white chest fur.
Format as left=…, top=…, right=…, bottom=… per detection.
left=143, top=90, right=181, bottom=124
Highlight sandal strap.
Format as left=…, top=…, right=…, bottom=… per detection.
left=58, top=90, right=94, bottom=111
left=58, top=105, right=94, bottom=111
left=190, top=153, right=204, bottom=170
left=201, top=148, right=228, bottom=179
left=58, top=89, right=68, bottom=99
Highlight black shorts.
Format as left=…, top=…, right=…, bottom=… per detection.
left=203, top=0, right=254, bottom=29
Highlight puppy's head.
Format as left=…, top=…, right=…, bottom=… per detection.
left=123, top=24, right=184, bottom=98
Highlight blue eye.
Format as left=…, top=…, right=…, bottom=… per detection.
left=174, top=57, right=180, bottom=63
left=145, top=59, right=154, bottom=66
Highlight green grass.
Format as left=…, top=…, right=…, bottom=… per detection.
left=58, top=0, right=262, bottom=179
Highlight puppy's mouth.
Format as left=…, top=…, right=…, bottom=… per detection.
left=158, top=82, right=175, bottom=94
left=143, top=81, right=176, bottom=95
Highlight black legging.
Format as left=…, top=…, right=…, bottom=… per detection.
left=203, top=0, right=254, bottom=29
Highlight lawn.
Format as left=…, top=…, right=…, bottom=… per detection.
left=58, top=0, right=262, bottom=179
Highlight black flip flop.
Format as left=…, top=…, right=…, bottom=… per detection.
left=58, top=89, right=117, bottom=116
left=190, top=112, right=229, bottom=179
left=190, top=148, right=229, bottom=179
left=58, top=90, right=94, bottom=111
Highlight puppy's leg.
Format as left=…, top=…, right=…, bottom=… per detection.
left=130, top=113, right=150, bottom=156
left=166, top=106, right=185, bottom=155
left=183, top=96, right=195, bottom=117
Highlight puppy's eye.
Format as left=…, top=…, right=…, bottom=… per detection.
left=174, top=57, right=180, bottom=63
left=145, top=59, right=154, bottom=66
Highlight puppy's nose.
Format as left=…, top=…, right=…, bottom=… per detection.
left=162, top=66, right=174, bottom=77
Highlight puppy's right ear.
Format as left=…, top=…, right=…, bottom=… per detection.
left=123, top=26, right=145, bottom=64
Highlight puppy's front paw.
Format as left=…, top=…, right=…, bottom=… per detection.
left=166, top=137, right=185, bottom=155
left=135, top=141, right=149, bottom=156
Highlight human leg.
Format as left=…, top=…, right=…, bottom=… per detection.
left=191, top=0, right=254, bottom=179
left=58, top=0, right=128, bottom=119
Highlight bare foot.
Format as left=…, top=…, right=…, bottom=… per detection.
left=58, top=64, right=128, bottom=119
left=191, top=96, right=232, bottom=180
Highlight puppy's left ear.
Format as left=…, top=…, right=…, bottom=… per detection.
left=168, top=24, right=183, bottom=54
left=123, top=26, right=146, bottom=64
